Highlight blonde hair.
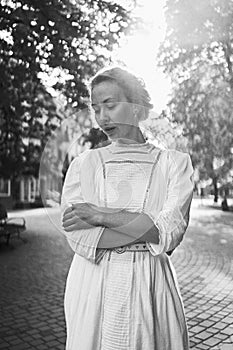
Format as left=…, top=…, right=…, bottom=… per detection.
left=90, top=67, right=153, bottom=121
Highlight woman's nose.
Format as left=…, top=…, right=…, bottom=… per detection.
left=99, top=106, right=110, bottom=123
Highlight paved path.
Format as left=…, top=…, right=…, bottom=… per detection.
left=0, top=200, right=232, bottom=350
left=174, top=201, right=233, bottom=350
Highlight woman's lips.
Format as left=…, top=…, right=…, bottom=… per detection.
left=104, top=126, right=117, bottom=134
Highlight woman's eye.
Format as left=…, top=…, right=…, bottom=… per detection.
left=106, top=103, right=116, bottom=109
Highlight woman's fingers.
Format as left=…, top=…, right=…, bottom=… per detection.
left=63, top=205, right=84, bottom=216
left=63, top=207, right=83, bottom=221
left=63, top=212, right=74, bottom=221
left=63, top=202, right=98, bottom=230
left=71, top=203, right=86, bottom=210
left=63, top=215, right=84, bottom=227
left=63, top=206, right=73, bottom=215
left=63, top=224, right=77, bottom=232
left=63, top=219, right=90, bottom=232
left=62, top=217, right=77, bottom=228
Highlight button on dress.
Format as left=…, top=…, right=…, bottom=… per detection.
left=61, top=141, right=194, bottom=350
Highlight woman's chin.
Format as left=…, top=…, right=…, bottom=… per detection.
left=107, top=128, right=118, bottom=139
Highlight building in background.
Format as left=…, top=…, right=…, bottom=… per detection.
left=0, top=100, right=92, bottom=209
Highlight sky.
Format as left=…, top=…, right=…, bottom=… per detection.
left=113, top=0, right=171, bottom=113
left=35, top=0, right=171, bottom=113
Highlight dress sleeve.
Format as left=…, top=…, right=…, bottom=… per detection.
left=145, top=150, right=194, bottom=255
left=61, top=152, right=105, bottom=263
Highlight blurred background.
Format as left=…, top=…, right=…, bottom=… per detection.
left=0, top=0, right=233, bottom=211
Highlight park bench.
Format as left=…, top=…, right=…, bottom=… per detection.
left=0, top=204, right=26, bottom=245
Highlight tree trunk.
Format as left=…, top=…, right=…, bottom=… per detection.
left=213, top=177, right=218, bottom=203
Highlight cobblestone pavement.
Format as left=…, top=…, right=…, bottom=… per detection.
left=0, top=199, right=232, bottom=350
left=174, top=200, right=233, bottom=350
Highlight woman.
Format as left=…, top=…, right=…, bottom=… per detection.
left=61, top=67, right=194, bottom=350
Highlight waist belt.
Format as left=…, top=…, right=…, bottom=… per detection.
left=104, top=242, right=149, bottom=254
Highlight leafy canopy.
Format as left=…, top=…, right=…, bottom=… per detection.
left=158, top=0, right=233, bottom=194
left=0, top=0, right=136, bottom=178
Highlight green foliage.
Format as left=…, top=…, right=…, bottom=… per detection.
left=158, top=0, right=233, bottom=197
left=0, top=0, right=136, bottom=178
left=82, top=127, right=109, bottom=149
left=160, top=0, right=233, bottom=81
left=142, top=111, right=189, bottom=151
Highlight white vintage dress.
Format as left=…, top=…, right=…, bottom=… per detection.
left=61, top=140, right=194, bottom=350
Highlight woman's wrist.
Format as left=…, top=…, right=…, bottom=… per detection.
left=94, top=207, right=123, bottom=227
left=94, top=211, right=105, bottom=226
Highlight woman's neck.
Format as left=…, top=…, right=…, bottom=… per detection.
left=116, top=127, right=146, bottom=145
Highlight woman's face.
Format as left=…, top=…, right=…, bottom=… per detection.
left=91, top=80, right=139, bottom=141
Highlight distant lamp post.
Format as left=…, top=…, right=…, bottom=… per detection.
left=220, top=147, right=233, bottom=211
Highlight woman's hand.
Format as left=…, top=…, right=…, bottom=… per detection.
left=62, top=203, right=103, bottom=232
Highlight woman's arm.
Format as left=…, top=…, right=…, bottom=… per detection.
left=143, top=150, right=194, bottom=255
left=63, top=203, right=159, bottom=248
left=97, top=226, right=159, bottom=248
left=96, top=208, right=160, bottom=245
left=97, top=227, right=138, bottom=248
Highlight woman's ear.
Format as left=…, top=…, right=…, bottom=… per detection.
left=133, top=105, right=139, bottom=119
left=133, top=105, right=145, bottom=121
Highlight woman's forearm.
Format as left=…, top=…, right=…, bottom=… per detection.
left=63, top=216, right=159, bottom=248
left=97, top=227, right=138, bottom=248
left=97, top=209, right=159, bottom=244
left=97, top=226, right=160, bottom=248
left=63, top=205, right=160, bottom=248
left=96, top=209, right=160, bottom=248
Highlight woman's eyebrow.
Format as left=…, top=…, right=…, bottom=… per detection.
left=103, top=97, right=116, bottom=103
left=92, top=97, right=117, bottom=106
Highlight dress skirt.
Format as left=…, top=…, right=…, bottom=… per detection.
left=64, top=250, right=189, bottom=350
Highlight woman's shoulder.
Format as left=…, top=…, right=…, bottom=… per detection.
left=160, top=148, right=190, bottom=160
left=67, top=149, right=97, bottom=173
left=157, top=149, right=191, bottom=173
left=70, top=149, right=92, bottom=165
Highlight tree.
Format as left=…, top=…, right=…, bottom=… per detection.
left=82, top=127, right=110, bottom=149
left=158, top=0, right=233, bottom=201
left=142, top=111, right=189, bottom=151
left=0, top=0, right=137, bottom=179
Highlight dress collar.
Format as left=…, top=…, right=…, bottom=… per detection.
left=107, top=139, right=155, bottom=154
